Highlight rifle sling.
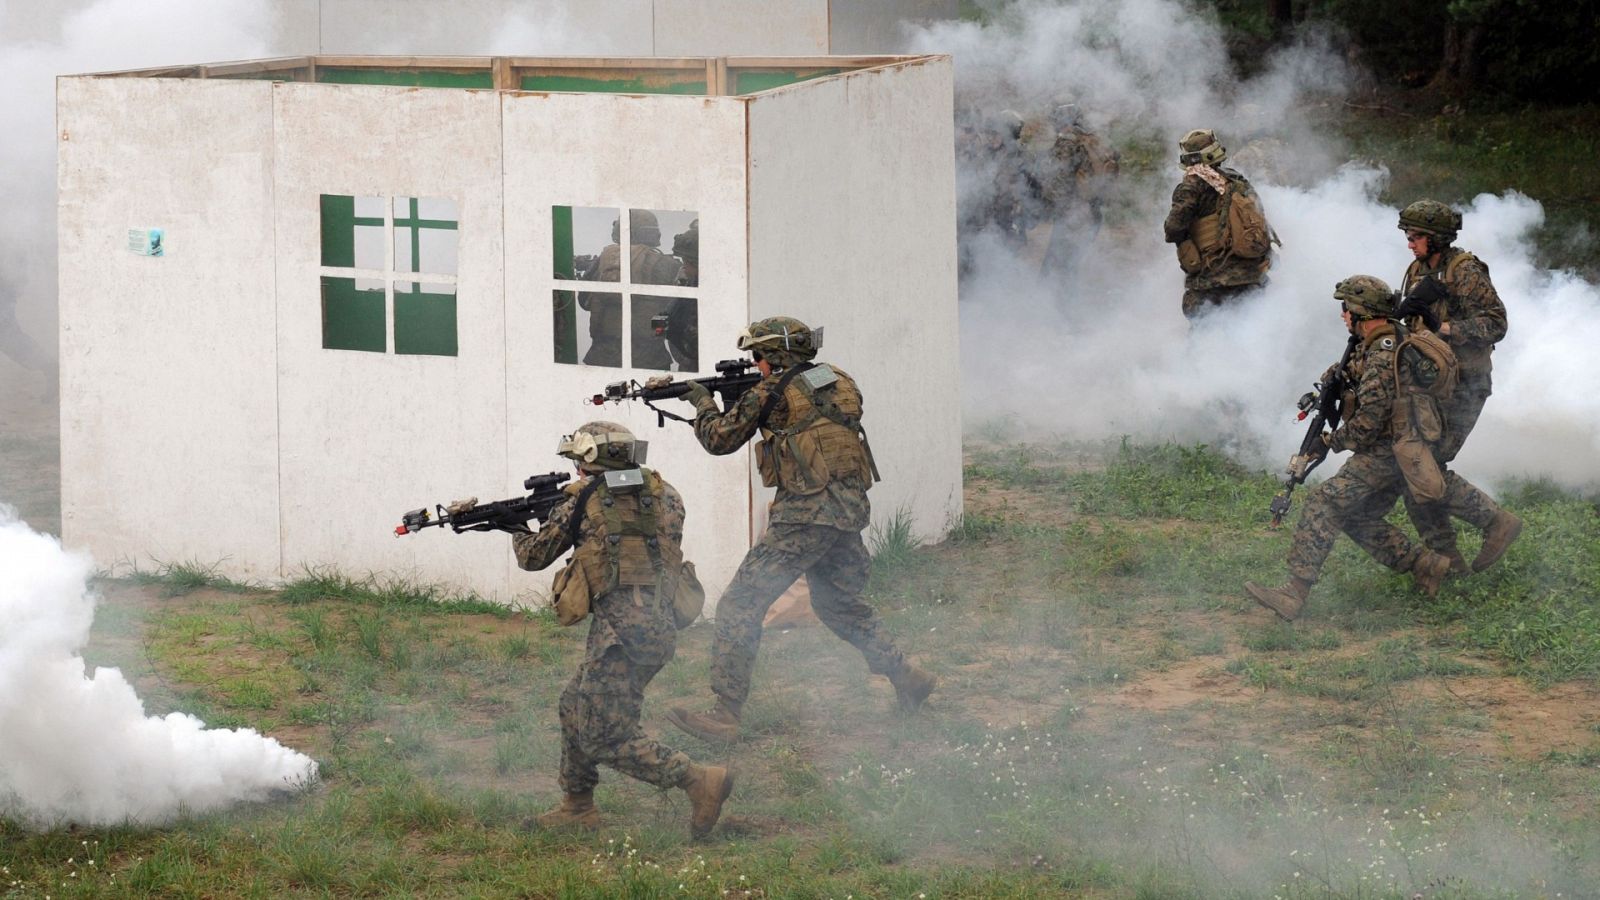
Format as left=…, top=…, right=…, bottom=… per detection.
left=565, top=478, right=605, bottom=549
left=756, top=363, right=816, bottom=430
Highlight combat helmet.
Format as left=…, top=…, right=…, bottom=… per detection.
left=558, top=421, right=648, bottom=473
left=610, top=210, right=663, bottom=248
left=1397, top=200, right=1461, bottom=245
left=737, top=316, right=823, bottom=368
left=994, top=109, right=1025, bottom=141
left=1334, top=275, right=1396, bottom=319
left=672, top=219, right=698, bottom=263
left=1178, top=128, right=1227, bottom=167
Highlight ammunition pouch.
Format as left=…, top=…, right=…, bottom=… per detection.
left=550, top=558, right=593, bottom=627
left=673, top=561, right=706, bottom=629
left=1176, top=239, right=1203, bottom=274
left=1189, top=211, right=1224, bottom=257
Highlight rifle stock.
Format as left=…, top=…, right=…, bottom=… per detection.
left=396, top=471, right=572, bottom=537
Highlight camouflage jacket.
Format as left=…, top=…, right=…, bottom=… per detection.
left=693, top=363, right=872, bottom=532
left=1401, top=247, right=1506, bottom=376
left=1162, top=166, right=1271, bottom=290
left=512, top=473, right=686, bottom=665
left=1043, top=127, right=1120, bottom=207
left=1327, top=323, right=1400, bottom=457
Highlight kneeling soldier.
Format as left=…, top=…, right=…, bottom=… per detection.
left=514, top=421, right=732, bottom=838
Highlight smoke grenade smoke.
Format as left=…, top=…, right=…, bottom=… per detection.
left=912, top=0, right=1600, bottom=489
left=0, top=509, right=317, bottom=827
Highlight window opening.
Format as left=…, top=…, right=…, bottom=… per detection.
left=550, top=206, right=699, bottom=372
left=320, top=193, right=460, bottom=356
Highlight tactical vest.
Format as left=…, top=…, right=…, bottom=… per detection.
left=556, top=469, right=682, bottom=621
left=754, top=364, right=878, bottom=496
left=1401, top=248, right=1482, bottom=332
left=1190, top=174, right=1274, bottom=261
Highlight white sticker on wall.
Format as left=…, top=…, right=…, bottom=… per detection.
left=127, top=228, right=165, bottom=257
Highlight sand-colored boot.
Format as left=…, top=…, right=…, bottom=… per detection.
left=1472, top=510, right=1524, bottom=573
left=532, top=792, right=600, bottom=831
left=681, top=764, right=734, bottom=839
left=889, top=663, right=938, bottom=712
left=665, top=701, right=740, bottom=744
left=1245, top=577, right=1312, bottom=622
left=1411, top=550, right=1453, bottom=599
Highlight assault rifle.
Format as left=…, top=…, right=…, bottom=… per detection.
left=1268, top=335, right=1359, bottom=527
left=588, top=358, right=762, bottom=427
left=395, top=471, right=571, bottom=537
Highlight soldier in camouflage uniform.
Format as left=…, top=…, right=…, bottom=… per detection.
left=665, top=317, right=937, bottom=743
left=512, top=421, right=732, bottom=837
left=1040, top=102, right=1121, bottom=275
left=1392, top=200, right=1523, bottom=573
left=1246, top=277, right=1456, bottom=621
left=1163, top=129, right=1273, bottom=319
left=580, top=211, right=684, bottom=370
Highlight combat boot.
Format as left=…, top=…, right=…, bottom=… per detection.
left=665, top=701, right=740, bottom=744
left=1244, top=577, right=1312, bottom=622
left=532, top=792, right=600, bottom=831
left=681, top=764, right=734, bottom=839
left=1472, top=510, right=1524, bottom=573
left=1411, top=551, right=1453, bottom=599
left=889, top=663, right=937, bottom=712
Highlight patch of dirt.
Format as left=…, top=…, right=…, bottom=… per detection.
left=1418, top=676, right=1600, bottom=760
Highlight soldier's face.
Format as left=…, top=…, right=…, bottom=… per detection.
left=1405, top=231, right=1431, bottom=261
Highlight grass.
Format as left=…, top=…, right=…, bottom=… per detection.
left=5, top=439, right=1597, bottom=899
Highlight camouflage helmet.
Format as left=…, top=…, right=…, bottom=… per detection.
left=1334, top=275, right=1396, bottom=319
left=737, top=316, right=823, bottom=367
left=1397, top=199, right=1461, bottom=243
left=1178, top=128, right=1227, bottom=167
left=672, top=218, right=698, bottom=263
left=557, top=420, right=648, bottom=473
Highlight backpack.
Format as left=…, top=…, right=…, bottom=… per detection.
left=1389, top=327, right=1459, bottom=503
left=1219, top=180, right=1275, bottom=259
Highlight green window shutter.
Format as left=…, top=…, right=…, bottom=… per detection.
left=394, top=283, right=458, bottom=357
left=321, top=277, right=386, bottom=352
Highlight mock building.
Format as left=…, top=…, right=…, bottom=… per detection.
left=57, top=54, right=961, bottom=608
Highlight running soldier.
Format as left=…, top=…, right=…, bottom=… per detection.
left=513, top=421, right=732, bottom=837
left=1163, top=128, right=1275, bottom=319
left=665, top=317, right=937, bottom=742
left=1392, top=200, right=1522, bottom=573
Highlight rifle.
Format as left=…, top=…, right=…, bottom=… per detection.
left=395, top=471, right=571, bottom=537
left=588, top=358, right=763, bottom=427
left=1268, top=335, right=1359, bottom=527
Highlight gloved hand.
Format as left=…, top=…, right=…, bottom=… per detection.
left=445, top=497, right=478, bottom=516
left=1396, top=278, right=1445, bottom=331
left=683, top=379, right=714, bottom=412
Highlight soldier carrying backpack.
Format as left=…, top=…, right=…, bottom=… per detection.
left=1163, top=128, right=1280, bottom=320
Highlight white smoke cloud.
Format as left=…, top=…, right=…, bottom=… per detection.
left=913, top=0, right=1600, bottom=490
left=0, top=509, right=317, bottom=827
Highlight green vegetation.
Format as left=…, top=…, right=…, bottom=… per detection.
left=5, top=440, right=1596, bottom=898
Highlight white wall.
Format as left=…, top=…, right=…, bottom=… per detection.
left=501, top=90, right=754, bottom=610
left=314, top=0, right=652, bottom=55
left=653, top=0, right=827, bottom=56
left=745, top=58, right=962, bottom=545
left=828, top=0, right=958, bottom=54
left=271, top=82, right=512, bottom=598
left=58, top=77, right=283, bottom=578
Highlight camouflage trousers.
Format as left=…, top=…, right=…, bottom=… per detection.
left=558, top=642, right=692, bottom=795
left=1403, top=369, right=1501, bottom=556
left=710, top=523, right=907, bottom=714
left=1181, top=281, right=1264, bottom=319
left=1288, top=453, right=1430, bottom=584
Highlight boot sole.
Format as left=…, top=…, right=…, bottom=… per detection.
left=896, top=678, right=937, bottom=712
left=665, top=708, right=738, bottom=744
left=1472, top=517, right=1524, bottom=573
